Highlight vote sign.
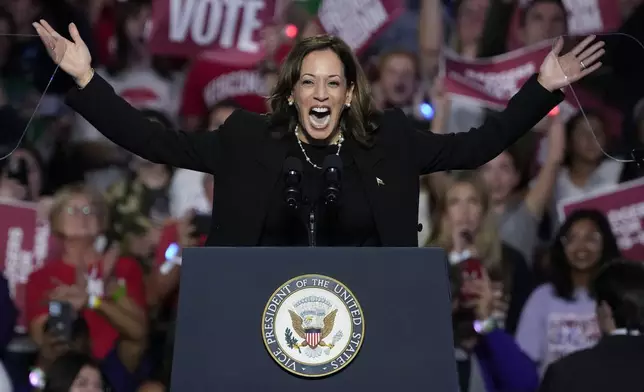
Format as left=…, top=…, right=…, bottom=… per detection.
left=148, top=0, right=278, bottom=65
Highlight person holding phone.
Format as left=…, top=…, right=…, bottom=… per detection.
left=427, top=172, right=534, bottom=334
left=32, top=19, right=603, bottom=247
left=450, top=264, right=539, bottom=392
left=25, top=184, right=147, bottom=377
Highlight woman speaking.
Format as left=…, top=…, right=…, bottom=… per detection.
left=32, top=20, right=604, bottom=247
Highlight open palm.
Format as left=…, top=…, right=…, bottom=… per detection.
left=538, top=35, right=605, bottom=92
left=32, top=20, right=92, bottom=82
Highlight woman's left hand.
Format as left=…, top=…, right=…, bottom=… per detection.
left=538, top=35, right=605, bottom=92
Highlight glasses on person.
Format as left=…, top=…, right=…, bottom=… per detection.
left=65, top=205, right=94, bottom=216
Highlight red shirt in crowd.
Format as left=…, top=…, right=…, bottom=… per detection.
left=25, top=257, right=146, bottom=359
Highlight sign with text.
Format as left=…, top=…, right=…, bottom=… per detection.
left=444, top=41, right=552, bottom=108
left=557, top=178, right=644, bottom=261
left=0, top=200, right=54, bottom=332
left=507, top=0, right=621, bottom=51
left=148, top=0, right=277, bottom=64
left=316, top=0, right=405, bottom=54
left=443, top=41, right=622, bottom=137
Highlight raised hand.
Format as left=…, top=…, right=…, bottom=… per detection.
left=32, top=20, right=93, bottom=87
left=50, top=279, right=88, bottom=311
left=538, top=35, right=605, bottom=92
left=546, top=112, right=566, bottom=165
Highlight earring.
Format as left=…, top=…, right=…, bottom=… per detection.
left=345, top=103, right=351, bottom=108
left=288, top=99, right=293, bottom=106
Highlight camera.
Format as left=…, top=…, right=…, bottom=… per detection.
left=45, top=301, right=74, bottom=341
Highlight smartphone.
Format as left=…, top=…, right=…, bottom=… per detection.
left=459, top=258, right=483, bottom=302
left=46, top=301, right=74, bottom=341
left=191, top=214, right=211, bottom=238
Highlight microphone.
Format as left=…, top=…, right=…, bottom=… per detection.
left=322, top=155, right=342, bottom=206
left=283, top=156, right=303, bottom=210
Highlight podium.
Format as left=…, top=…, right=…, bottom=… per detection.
left=170, top=247, right=458, bottom=391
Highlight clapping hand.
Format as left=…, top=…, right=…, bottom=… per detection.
left=49, top=278, right=88, bottom=311
left=537, top=35, right=605, bottom=92
left=32, top=20, right=93, bottom=87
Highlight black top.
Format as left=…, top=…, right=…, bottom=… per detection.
left=64, top=73, right=564, bottom=247
left=260, top=137, right=379, bottom=246
left=500, top=244, right=534, bottom=335
left=539, top=335, right=644, bottom=392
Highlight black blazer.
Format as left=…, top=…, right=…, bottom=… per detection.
left=65, top=74, right=563, bottom=246
left=539, top=335, right=644, bottom=392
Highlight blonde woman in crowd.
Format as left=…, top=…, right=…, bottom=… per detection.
left=25, top=184, right=147, bottom=375
left=427, top=172, right=533, bottom=334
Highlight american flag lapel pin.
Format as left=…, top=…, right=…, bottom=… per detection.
left=376, top=177, right=385, bottom=186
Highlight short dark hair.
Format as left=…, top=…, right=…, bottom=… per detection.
left=593, top=259, right=644, bottom=330
left=549, top=209, right=621, bottom=300
left=519, top=0, right=567, bottom=27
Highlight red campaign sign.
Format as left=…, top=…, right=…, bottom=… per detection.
left=148, top=0, right=278, bottom=65
left=557, top=178, right=644, bottom=261
left=443, top=41, right=552, bottom=108
left=507, top=0, right=621, bottom=51
left=0, top=200, right=55, bottom=332
left=316, top=0, right=406, bottom=55
left=443, top=41, right=622, bottom=137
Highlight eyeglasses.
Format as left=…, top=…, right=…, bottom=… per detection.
left=65, top=205, right=94, bottom=216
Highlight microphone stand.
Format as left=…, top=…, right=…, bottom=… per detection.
left=307, top=208, right=317, bottom=247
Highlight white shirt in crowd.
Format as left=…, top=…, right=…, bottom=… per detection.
left=554, top=159, right=624, bottom=205
left=169, top=169, right=211, bottom=218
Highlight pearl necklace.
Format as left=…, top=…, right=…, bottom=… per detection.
left=294, top=125, right=344, bottom=170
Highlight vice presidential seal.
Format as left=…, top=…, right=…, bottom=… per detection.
left=261, top=274, right=365, bottom=377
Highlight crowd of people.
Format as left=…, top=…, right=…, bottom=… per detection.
left=0, top=0, right=644, bottom=391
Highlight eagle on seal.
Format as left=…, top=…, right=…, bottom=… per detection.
left=288, top=309, right=337, bottom=349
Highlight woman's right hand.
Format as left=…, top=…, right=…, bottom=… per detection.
left=32, top=20, right=93, bottom=87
